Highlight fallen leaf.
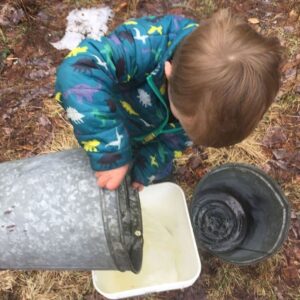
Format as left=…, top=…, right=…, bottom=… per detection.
left=270, top=150, right=299, bottom=172
left=265, top=161, right=292, bottom=181
left=291, top=226, right=299, bottom=239
left=284, top=26, right=295, bottom=33
left=248, top=17, right=260, bottom=24
left=3, top=127, right=13, bottom=135
left=290, top=217, right=300, bottom=239
left=272, top=149, right=290, bottom=160
left=291, top=210, right=297, bottom=219
left=114, top=2, right=127, bottom=13
left=281, top=59, right=300, bottom=72
left=36, top=10, right=50, bottom=23
left=0, top=4, right=25, bottom=26
left=189, top=156, right=202, bottom=170
left=176, top=165, right=189, bottom=176
left=39, top=115, right=51, bottom=127
left=269, top=160, right=299, bottom=174
left=262, top=163, right=272, bottom=174
left=289, top=10, right=299, bottom=22
left=195, top=168, right=207, bottom=179
left=276, top=290, right=284, bottom=300
left=294, top=248, right=300, bottom=261
left=273, top=13, right=285, bottom=21
left=282, top=266, right=299, bottom=282
left=28, top=69, right=50, bottom=80
left=283, top=67, right=297, bottom=82
left=262, top=126, right=288, bottom=148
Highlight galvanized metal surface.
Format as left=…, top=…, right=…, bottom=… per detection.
left=0, top=148, right=143, bottom=271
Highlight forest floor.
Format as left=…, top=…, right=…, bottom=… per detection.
left=0, top=0, right=299, bottom=299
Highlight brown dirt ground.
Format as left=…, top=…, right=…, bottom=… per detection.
left=0, top=0, right=299, bottom=299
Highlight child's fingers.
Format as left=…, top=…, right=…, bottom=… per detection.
left=105, top=170, right=127, bottom=190
left=132, top=182, right=144, bottom=191
left=95, top=164, right=129, bottom=190
left=95, top=171, right=104, bottom=178
left=96, top=173, right=123, bottom=190
left=106, top=177, right=122, bottom=190
left=97, top=174, right=110, bottom=189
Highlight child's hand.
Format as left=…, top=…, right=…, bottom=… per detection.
left=95, top=164, right=129, bottom=190
left=132, top=182, right=144, bottom=191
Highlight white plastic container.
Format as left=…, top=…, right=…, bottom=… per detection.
left=92, top=182, right=201, bottom=299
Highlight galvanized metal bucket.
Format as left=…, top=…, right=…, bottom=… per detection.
left=0, top=149, right=143, bottom=272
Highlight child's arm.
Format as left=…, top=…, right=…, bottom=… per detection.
left=55, top=39, right=132, bottom=183
left=55, top=15, right=195, bottom=190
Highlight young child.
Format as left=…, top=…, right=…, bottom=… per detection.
left=55, top=9, right=282, bottom=191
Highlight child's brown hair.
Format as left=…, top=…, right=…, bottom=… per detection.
left=169, top=9, right=283, bottom=147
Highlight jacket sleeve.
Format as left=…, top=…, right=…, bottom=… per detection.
left=131, top=131, right=190, bottom=185
left=55, top=39, right=132, bottom=171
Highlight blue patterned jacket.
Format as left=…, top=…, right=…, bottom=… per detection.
left=55, top=15, right=198, bottom=185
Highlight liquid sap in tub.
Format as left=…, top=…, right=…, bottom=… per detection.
left=99, top=208, right=179, bottom=291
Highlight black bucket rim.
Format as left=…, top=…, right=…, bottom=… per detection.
left=191, top=163, right=291, bottom=265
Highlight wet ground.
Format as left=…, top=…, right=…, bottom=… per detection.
left=0, top=0, right=299, bottom=299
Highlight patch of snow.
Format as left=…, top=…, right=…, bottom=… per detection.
left=51, top=7, right=113, bottom=50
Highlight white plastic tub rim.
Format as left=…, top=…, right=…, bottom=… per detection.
left=92, top=182, right=201, bottom=299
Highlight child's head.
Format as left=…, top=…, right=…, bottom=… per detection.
left=166, top=9, right=283, bottom=147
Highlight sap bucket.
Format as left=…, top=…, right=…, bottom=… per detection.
left=190, top=163, right=291, bottom=265
left=92, top=183, right=201, bottom=299
left=0, top=148, right=142, bottom=272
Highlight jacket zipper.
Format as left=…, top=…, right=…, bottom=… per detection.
left=133, top=75, right=182, bottom=143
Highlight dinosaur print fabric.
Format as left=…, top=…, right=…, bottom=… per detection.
left=55, top=15, right=198, bottom=185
